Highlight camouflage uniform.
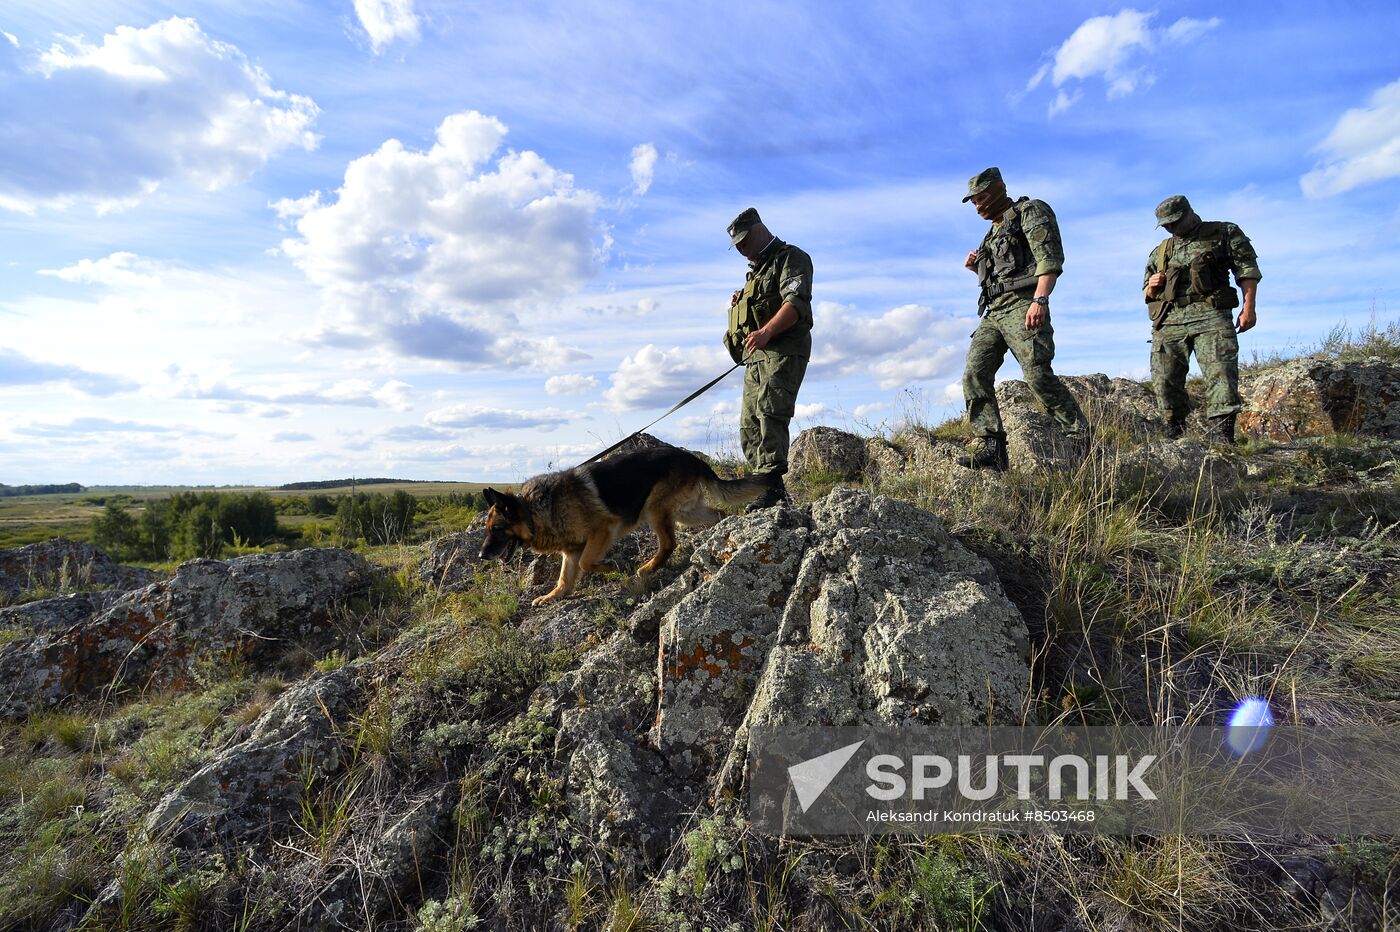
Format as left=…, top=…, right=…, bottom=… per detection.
left=963, top=174, right=1086, bottom=439
left=1143, top=196, right=1261, bottom=422
left=724, top=210, right=813, bottom=479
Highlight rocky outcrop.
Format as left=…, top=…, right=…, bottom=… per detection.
left=552, top=489, right=1030, bottom=853
left=788, top=426, right=868, bottom=481
left=1240, top=356, right=1400, bottom=441
left=1110, top=438, right=1239, bottom=495
left=0, top=548, right=373, bottom=718
left=0, top=590, right=126, bottom=636
left=0, top=538, right=158, bottom=602
left=417, top=519, right=487, bottom=592
left=145, top=664, right=366, bottom=846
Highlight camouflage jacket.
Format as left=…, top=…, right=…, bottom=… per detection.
left=1144, top=220, right=1261, bottom=323
left=726, top=238, right=814, bottom=360
left=975, top=198, right=1063, bottom=316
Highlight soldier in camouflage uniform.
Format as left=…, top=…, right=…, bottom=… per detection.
left=958, top=167, right=1087, bottom=470
left=724, top=207, right=814, bottom=510
left=1143, top=195, right=1261, bottom=444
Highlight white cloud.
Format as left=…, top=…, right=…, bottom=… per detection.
left=3, top=32, right=18, bottom=48
left=158, top=366, right=414, bottom=410
left=582, top=297, right=659, bottom=317
left=354, top=0, right=421, bottom=54
left=271, top=431, right=313, bottom=442
left=808, top=302, right=972, bottom=390
left=280, top=110, right=601, bottom=369
left=0, top=349, right=139, bottom=396
left=1026, top=10, right=1221, bottom=115
left=545, top=374, right=600, bottom=395
left=603, top=343, right=733, bottom=412
left=853, top=402, right=890, bottom=419
left=424, top=404, right=579, bottom=431
left=39, top=252, right=162, bottom=288
left=0, top=17, right=318, bottom=213
left=1301, top=78, right=1400, bottom=198
left=794, top=402, right=827, bottom=419
left=629, top=142, right=658, bottom=194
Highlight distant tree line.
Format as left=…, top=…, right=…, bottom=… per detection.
left=89, top=489, right=488, bottom=561
left=92, top=492, right=279, bottom=561
left=0, top=483, right=83, bottom=497
left=277, top=478, right=410, bottom=491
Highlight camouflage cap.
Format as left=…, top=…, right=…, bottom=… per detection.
left=961, top=167, right=1003, bottom=202
left=1155, top=195, right=1192, bottom=226
left=727, top=207, right=761, bottom=246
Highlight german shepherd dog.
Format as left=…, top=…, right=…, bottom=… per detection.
left=479, top=447, right=768, bottom=605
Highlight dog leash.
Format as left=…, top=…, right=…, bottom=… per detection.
left=579, top=357, right=748, bottom=466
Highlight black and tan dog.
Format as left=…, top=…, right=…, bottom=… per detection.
left=479, top=446, right=768, bottom=605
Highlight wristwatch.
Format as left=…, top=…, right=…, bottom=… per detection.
left=1031, top=296, right=1049, bottom=307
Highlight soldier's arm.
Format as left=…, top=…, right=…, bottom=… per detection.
left=745, top=250, right=812, bottom=352
left=1225, top=223, right=1260, bottom=332
left=1022, top=202, right=1062, bottom=328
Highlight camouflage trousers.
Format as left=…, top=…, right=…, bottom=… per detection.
left=1151, top=309, right=1241, bottom=419
left=741, top=351, right=808, bottom=477
left=964, top=302, right=1086, bottom=437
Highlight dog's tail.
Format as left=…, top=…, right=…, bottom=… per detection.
left=703, top=473, right=771, bottom=507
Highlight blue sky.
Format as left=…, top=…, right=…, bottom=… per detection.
left=2, top=1, right=1399, bottom=485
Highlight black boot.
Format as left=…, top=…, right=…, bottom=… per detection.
left=957, top=433, right=1009, bottom=471
left=745, top=475, right=788, bottom=513
left=1206, top=413, right=1236, bottom=445
left=1165, top=413, right=1187, bottom=439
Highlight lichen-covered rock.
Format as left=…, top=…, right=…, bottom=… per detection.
left=0, top=538, right=158, bottom=602
left=788, top=426, right=868, bottom=481
left=1062, top=373, right=1166, bottom=442
left=1240, top=356, right=1400, bottom=441
left=0, top=548, right=372, bottom=718
left=417, top=520, right=487, bottom=592
left=144, top=665, right=366, bottom=846
left=712, top=491, right=1029, bottom=791
left=1109, top=438, right=1240, bottom=495
left=552, top=635, right=696, bottom=861
left=639, top=489, right=1028, bottom=794
left=0, top=590, right=126, bottom=636
left=995, top=380, right=1091, bottom=471
left=651, top=504, right=812, bottom=778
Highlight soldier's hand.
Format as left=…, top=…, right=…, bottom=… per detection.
left=1025, top=304, right=1047, bottom=330
left=1146, top=272, right=1165, bottom=296
left=964, top=249, right=979, bottom=271
left=1236, top=306, right=1257, bottom=333
left=730, top=289, right=741, bottom=307
left=743, top=327, right=772, bottom=354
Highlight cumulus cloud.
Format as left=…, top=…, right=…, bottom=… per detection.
left=1301, top=78, right=1400, bottom=198
left=545, top=374, right=599, bottom=395
left=807, top=303, right=971, bottom=390
left=280, top=110, right=600, bottom=369
left=582, top=297, right=659, bottom=317
left=383, top=425, right=453, bottom=441
left=629, top=142, right=658, bottom=195
left=16, top=417, right=226, bottom=438
left=0, top=348, right=139, bottom=396
left=1026, top=10, right=1221, bottom=114
left=354, top=0, right=421, bottom=54
left=39, top=252, right=162, bottom=288
left=424, top=404, right=579, bottom=431
left=0, top=18, right=318, bottom=213
left=603, top=344, right=734, bottom=412
left=160, top=366, right=413, bottom=410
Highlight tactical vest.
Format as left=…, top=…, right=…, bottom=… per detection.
left=725, top=241, right=811, bottom=361
left=1146, top=221, right=1240, bottom=327
left=975, top=198, right=1041, bottom=313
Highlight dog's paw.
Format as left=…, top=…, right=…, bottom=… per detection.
left=531, top=593, right=558, bottom=607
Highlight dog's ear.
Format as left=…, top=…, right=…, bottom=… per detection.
left=483, top=487, right=502, bottom=509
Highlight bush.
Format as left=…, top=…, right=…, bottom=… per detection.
left=335, top=491, right=417, bottom=545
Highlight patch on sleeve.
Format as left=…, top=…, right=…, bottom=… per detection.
left=781, top=275, right=807, bottom=294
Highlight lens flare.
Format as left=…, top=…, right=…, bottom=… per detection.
left=1227, top=697, right=1274, bottom=755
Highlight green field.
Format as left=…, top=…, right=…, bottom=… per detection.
left=0, top=481, right=491, bottom=550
